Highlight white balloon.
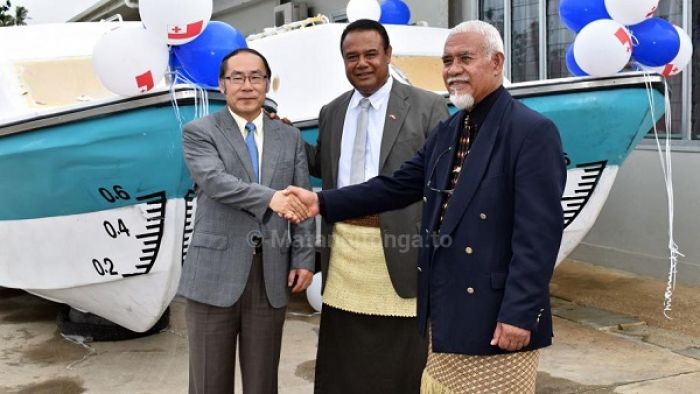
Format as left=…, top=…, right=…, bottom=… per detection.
left=92, top=26, right=169, bottom=97
left=573, top=19, right=632, bottom=77
left=139, top=0, right=213, bottom=45
left=306, top=272, right=323, bottom=312
left=346, top=0, right=381, bottom=22
left=638, top=25, right=693, bottom=77
left=604, top=0, right=659, bottom=26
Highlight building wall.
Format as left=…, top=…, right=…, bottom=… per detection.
left=213, top=0, right=450, bottom=36
left=572, top=148, right=700, bottom=285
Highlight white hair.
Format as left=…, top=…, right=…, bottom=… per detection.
left=449, top=20, right=504, bottom=56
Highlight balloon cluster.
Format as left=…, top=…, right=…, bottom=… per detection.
left=92, top=0, right=248, bottom=96
left=347, top=0, right=411, bottom=25
left=560, top=0, right=693, bottom=77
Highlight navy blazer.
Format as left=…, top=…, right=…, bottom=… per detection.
left=320, top=88, right=566, bottom=355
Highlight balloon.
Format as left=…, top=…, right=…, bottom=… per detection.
left=139, top=0, right=213, bottom=45
left=637, top=25, right=693, bottom=77
left=171, top=21, right=248, bottom=89
left=346, top=0, right=381, bottom=22
left=573, top=19, right=631, bottom=77
left=379, top=0, right=411, bottom=25
left=559, top=0, right=610, bottom=33
left=629, top=17, right=680, bottom=67
left=566, top=44, right=588, bottom=77
left=168, top=51, right=196, bottom=83
left=306, top=272, right=323, bottom=312
left=604, top=0, right=658, bottom=26
left=92, top=26, right=169, bottom=97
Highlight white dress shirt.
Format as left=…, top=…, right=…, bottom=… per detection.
left=229, top=108, right=264, bottom=181
left=337, top=76, right=393, bottom=188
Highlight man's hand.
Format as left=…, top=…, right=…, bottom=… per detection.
left=269, top=190, right=307, bottom=223
left=284, top=186, right=320, bottom=217
left=288, top=268, right=313, bottom=293
left=264, top=110, right=293, bottom=126
left=490, top=322, right=531, bottom=351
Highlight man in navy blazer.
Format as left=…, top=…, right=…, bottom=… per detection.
left=286, top=20, right=566, bottom=391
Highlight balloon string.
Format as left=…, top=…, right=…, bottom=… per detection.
left=168, top=70, right=210, bottom=133
left=643, top=72, right=684, bottom=319
left=630, top=32, right=640, bottom=48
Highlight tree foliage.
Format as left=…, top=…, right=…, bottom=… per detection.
left=0, top=0, right=29, bottom=26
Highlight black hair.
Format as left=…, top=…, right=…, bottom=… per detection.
left=218, top=47, right=272, bottom=79
left=340, top=19, right=391, bottom=54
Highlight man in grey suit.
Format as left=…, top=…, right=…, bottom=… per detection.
left=179, top=48, right=315, bottom=394
left=305, top=19, right=449, bottom=394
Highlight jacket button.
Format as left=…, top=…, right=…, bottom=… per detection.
left=423, top=196, right=427, bottom=203
left=417, top=267, right=422, bottom=272
left=465, top=246, right=473, bottom=254
left=466, top=287, right=475, bottom=294
left=480, top=213, right=487, bottom=220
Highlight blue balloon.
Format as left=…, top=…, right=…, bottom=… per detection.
left=566, top=44, right=588, bottom=77
left=171, top=21, right=248, bottom=89
left=629, top=17, right=680, bottom=67
left=169, top=51, right=197, bottom=83
left=559, top=0, right=610, bottom=33
left=379, top=0, right=411, bottom=25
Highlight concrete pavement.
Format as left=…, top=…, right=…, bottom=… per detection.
left=1, top=259, right=699, bottom=393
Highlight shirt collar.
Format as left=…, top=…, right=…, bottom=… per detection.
left=348, top=76, right=393, bottom=111
left=228, top=107, right=263, bottom=134
left=464, top=85, right=505, bottom=128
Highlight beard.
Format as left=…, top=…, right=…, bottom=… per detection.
left=449, top=93, right=475, bottom=110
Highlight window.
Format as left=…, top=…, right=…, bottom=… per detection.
left=546, top=0, right=574, bottom=79
left=511, top=0, right=540, bottom=82
left=480, top=0, right=505, bottom=40
left=476, top=0, right=695, bottom=143
left=652, top=0, right=684, bottom=138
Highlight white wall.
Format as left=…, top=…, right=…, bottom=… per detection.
left=572, top=147, right=700, bottom=286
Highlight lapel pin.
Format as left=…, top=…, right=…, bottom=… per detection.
left=389, top=114, right=397, bottom=120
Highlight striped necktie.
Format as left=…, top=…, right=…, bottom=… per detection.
left=440, top=114, right=474, bottom=223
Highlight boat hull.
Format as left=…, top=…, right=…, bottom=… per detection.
left=0, top=47, right=664, bottom=331
left=0, top=95, right=208, bottom=331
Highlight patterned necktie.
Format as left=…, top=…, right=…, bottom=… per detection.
left=349, top=98, right=371, bottom=185
left=440, top=114, right=474, bottom=223
left=244, top=122, right=259, bottom=182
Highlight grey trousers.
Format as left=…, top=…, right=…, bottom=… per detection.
left=185, top=253, right=287, bottom=394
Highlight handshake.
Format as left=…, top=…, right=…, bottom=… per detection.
left=268, top=186, right=320, bottom=224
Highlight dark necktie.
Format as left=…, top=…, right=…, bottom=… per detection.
left=440, top=114, right=475, bottom=223
left=244, top=122, right=259, bottom=182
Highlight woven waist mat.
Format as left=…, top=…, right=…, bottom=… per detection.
left=323, top=222, right=416, bottom=317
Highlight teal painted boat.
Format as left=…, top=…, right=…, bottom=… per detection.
left=0, top=21, right=665, bottom=331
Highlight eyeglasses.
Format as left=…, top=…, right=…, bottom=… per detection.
left=426, top=146, right=456, bottom=196
left=224, top=74, right=268, bottom=85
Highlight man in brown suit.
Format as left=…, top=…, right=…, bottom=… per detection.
left=305, top=19, right=448, bottom=394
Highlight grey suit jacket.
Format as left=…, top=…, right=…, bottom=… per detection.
left=307, top=81, right=448, bottom=298
left=179, top=109, right=315, bottom=308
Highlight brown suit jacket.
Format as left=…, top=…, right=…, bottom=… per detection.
left=306, top=81, right=448, bottom=297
